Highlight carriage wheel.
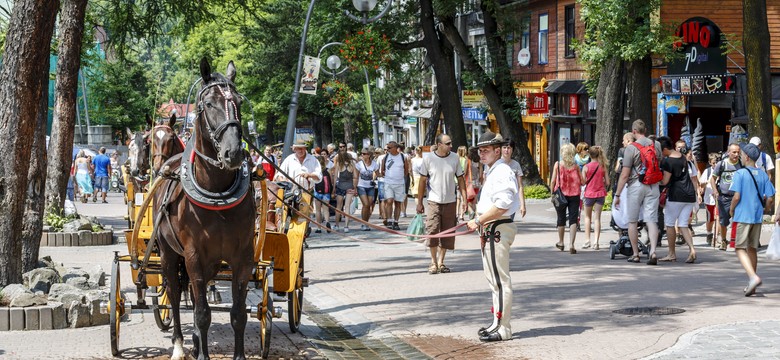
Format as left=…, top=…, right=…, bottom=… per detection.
left=258, top=269, right=273, bottom=359
left=288, top=251, right=304, bottom=333
left=109, top=257, right=123, bottom=356
left=151, top=285, right=172, bottom=331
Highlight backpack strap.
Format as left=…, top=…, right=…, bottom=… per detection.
left=743, top=168, right=767, bottom=208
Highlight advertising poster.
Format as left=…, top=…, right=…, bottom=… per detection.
left=300, top=56, right=321, bottom=95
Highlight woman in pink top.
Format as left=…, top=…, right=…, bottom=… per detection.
left=581, top=147, right=610, bottom=250
left=550, top=143, right=585, bottom=253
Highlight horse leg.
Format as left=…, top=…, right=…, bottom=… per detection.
left=230, top=271, right=250, bottom=360
left=189, top=275, right=211, bottom=360
left=161, top=251, right=186, bottom=360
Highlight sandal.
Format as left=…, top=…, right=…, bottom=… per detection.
left=627, top=255, right=641, bottom=263
left=685, top=254, right=697, bottom=264
left=439, top=264, right=451, bottom=273
left=659, top=256, right=677, bottom=262
left=428, top=263, right=439, bottom=275
left=581, top=242, right=591, bottom=249
left=555, top=243, right=564, bottom=251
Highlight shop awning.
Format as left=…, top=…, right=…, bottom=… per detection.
left=545, top=80, right=587, bottom=94
left=409, top=108, right=432, bottom=119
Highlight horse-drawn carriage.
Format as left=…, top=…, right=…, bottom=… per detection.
left=104, top=59, right=309, bottom=359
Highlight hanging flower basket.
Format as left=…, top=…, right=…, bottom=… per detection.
left=322, top=80, right=354, bottom=107
left=340, top=27, right=392, bottom=71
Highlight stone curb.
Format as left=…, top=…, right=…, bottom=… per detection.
left=0, top=303, right=68, bottom=331
left=40, top=230, right=114, bottom=247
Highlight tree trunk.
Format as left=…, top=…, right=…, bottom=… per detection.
left=438, top=10, right=543, bottom=185
left=344, top=117, right=353, bottom=144
left=424, top=95, right=442, bottom=146
left=22, top=71, right=51, bottom=273
left=44, top=0, right=88, bottom=213
left=419, top=0, right=467, bottom=149
left=595, top=57, right=627, bottom=180
left=321, top=116, right=333, bottom=148
left=744, top=0, right=773, bottom=157
left=625, top=55, right=653, bottom=134
left=0, top=0, right=59, bottom=286
left=265, top=113, right=277, bottom=146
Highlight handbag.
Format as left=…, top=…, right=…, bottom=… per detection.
left=767, top=225, right=780, bottom=260
left=551, top=162, right=568, bottom=207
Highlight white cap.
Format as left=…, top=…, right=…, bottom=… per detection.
left=749, top=136, right=761, bottom=146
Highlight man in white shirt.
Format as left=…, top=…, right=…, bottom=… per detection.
left=380, top=141, right=409, bottom=230
left=466, top=131, right=519, bottom=342
left=750, top=136, right=774, bottom=181
left=346, top=142, right=358, bottom=160
left=417, top=134, right=467, bottom=274
left=275, top=140, right=322, bottom=189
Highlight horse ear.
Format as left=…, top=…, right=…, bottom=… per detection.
left=126, top=127, right=133, bottom=138
left=226, top=61, right=236, bottom=82
left=168, top=114, right=177, bottom=128
left=200, top=57, right=212, bottom=83
left=145, top=114, right=153, bottom=129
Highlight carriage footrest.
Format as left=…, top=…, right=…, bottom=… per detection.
left=302, top=277, right=309, bottom=287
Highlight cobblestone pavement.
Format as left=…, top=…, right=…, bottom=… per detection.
left=6, top=193, right=780, bottom=359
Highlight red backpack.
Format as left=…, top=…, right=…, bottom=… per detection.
left=632, top=142, right=663, bottom=185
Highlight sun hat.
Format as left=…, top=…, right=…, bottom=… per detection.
left=476, top=131, right=508, bottom=147
left=292, top=139, right=307, bottom=148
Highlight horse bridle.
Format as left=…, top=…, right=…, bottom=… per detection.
left=151, top=124, right=183, bottom=176
left=131, top=131, right=151, bottom=184
left=194, top=81, right=243, bottom=168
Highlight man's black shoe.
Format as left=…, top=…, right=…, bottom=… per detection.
left=479, top=332, right=503, bottom=342
left=478, top=327, right=489, bottom=337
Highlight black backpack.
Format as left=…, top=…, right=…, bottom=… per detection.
left=315, top=168, right=331, bottom=194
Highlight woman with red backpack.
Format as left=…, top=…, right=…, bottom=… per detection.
left=313, top=155, right=333, bottom=233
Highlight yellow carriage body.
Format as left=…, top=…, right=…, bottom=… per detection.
left=124, top=192, right=162, bottom=287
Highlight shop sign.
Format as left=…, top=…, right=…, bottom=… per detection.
left=462, top=90, right=486, bottom=107
left=527, top=93, right=548, bottom=114
left=462, top=107, right=487, bottom=121
left=660, top=74, right=735, bottom=95
left=569, top=94, right=579, bottom=115
left=668, top=17, right=726, bottom=75
left=406, top=117, right=418, bottom=125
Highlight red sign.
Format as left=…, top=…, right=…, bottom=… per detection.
left=674, top=20, right=716, bottom=49
left=527, top=93, right=548, bottom=114
left=569, top=94, right=579, bottom=115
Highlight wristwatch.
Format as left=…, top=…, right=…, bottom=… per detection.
left=474, top=217, right=482, bottom=226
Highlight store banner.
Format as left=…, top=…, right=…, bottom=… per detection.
left=527, top=93, right=548, bottom=114
left=661, top=74, right=735, bottom=95
left=462, top=90, right=486, bottom=107
left=462, top=107, right=486, bottom=121
left=300, top=56, right=321, bottom=95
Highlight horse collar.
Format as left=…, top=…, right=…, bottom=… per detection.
left=180, top=139, right=250, bottom=211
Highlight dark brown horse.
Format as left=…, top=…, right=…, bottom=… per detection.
left=155, top=58, right=255, bottom=360
left=150, top=114, right=185, bottom=176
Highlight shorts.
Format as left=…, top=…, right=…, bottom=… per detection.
left=377, top=182, right=385, bottom=201
left=734, top=222, right=761, bottom=249
left=314, top=192, right=331, bottom=202
left=583, top=197, right=605, bottom=207
left=555, top=196, right=580, bottom=227
left=94, top=176, right=109, bottom=192
left=664, top=201, right=695, bottom=227
left=626, top=181, right=660, bottom=223
left=335, top=187, right=352, bottom=197
left=357, top=186, right=375, bottom=197
left=384, top=183, right=406, bottom=202
left=424, top=201, right=456, bottom=249
left=705, top=204, right=716, bottom=222
left=717, top=195, right=733, bottom=226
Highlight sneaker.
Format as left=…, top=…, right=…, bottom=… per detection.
left=326, top=222, right=332, bottom=233
left=364, top=225, right=371, bottom=231
left=315, top=229, right=322, bottom=234
left=401, top=212, right=408, bottom=218
left=344, top=227, right=350, bottom=233
left=392, top=222, right=401, bottom=231
left=706, top=234, right=713, bottom=245
left=332, top=224, right=339, bottom=231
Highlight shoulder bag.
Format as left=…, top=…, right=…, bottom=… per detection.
left=743, top=168, right=772, bottom=214
left=551, top=163, right=568, bottom=207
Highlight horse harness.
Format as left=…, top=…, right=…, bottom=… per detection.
left=192, top=81, right=243, bottom=169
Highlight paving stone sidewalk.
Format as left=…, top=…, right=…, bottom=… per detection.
left=644, top=320, right=780, bottom=359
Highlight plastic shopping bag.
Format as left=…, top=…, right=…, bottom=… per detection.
left=766, top=225, right=780, bottom=260
left=407, top=214, right=425, bottom=241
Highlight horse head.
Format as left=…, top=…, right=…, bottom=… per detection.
left=196, top=57, right=244, bottom=170
left=151, top=114, right=185, bottom=175
left=126, top=115, right=152, bottom=181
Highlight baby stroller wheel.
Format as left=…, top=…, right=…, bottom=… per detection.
left=609, top=243, right=616, bottom=260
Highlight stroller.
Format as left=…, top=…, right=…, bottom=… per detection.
left=609, top=219, right=649, bottom=259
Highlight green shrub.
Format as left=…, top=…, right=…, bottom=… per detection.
left=524, top=184, right=550, bottom=199
left=602, top=192, right=614, bottom=211
left=43, top=210, right=77, bottom=232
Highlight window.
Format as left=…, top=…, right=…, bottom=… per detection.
left=565, top=5, right=575, bottom=58
left=521, top=16, right=530, bottom=50
left=538, top=13, right=548, bottom=64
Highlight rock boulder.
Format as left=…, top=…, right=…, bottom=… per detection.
left=23, top=268, right=61, bottom=293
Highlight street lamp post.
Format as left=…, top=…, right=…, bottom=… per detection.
left=283, top=0, right=392, bottom=156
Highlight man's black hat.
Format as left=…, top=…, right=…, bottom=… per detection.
left=476, top=131, right=508, bottom=147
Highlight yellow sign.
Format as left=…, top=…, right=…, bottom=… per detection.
left=462, top=90, right=485, bottom=107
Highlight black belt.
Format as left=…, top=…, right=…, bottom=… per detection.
left=480, top=218, right=514, bottom=250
